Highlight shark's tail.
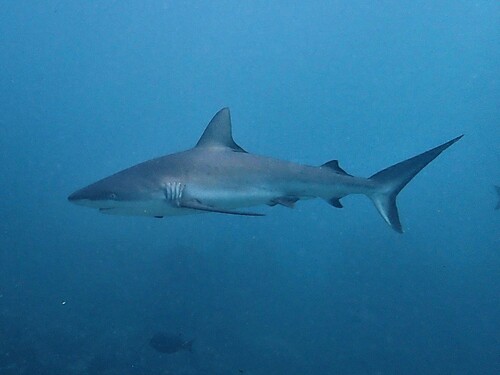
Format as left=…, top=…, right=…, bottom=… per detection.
left=368, top=135, right=463, bottom=233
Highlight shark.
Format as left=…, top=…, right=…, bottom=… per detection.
left=68, top=108, right=462, bottom=233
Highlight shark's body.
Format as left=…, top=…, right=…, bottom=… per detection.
left=68, top=108, right=462, bottom=232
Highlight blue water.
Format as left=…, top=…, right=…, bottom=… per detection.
left=1, top=2, right=498, bottom=374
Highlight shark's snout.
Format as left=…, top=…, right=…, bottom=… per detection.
left=67, top=191, right=81, bottom=202
left=67, top=185, right=108, bottom=207
left=67, top=182, right=142, bottom=210
left=67, top=189, right=92, bottom=207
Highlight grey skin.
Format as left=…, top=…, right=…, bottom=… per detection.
left=68, top=108, right=462, bottom=233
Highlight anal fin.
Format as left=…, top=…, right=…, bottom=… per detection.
left=179, top=199, right=264, bottom=217
left=328, top=197, right=343, bottom=208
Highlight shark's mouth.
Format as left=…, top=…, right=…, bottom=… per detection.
left=97, top=205, right=171, bottom=217
left=98, top=207, right=125, bottom=215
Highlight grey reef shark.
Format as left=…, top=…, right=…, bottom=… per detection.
left=68, top=108, right=462, bottom=233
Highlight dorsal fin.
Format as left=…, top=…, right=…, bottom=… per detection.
left=320, top=160, right=352, bottom=176
left=195, top=108, right=246, bottom=152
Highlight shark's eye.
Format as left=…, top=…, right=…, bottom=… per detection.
left=109, top=193, right=118, bottom=200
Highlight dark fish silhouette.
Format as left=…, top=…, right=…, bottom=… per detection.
left=495, top=185, right=500, bottom=210
left=149, top=332, right=194, bottom=354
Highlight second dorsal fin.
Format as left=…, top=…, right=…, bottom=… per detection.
left=320, top=160, right=352, bottom=176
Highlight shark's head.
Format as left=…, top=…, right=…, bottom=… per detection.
left=67, top=171, right=166, bottom=216
left=68, top=182, right=126, bottom=209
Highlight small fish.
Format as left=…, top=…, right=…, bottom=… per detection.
left=149, top=332, right=194, bottom=354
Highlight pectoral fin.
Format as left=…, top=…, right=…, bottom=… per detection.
left=179, top=199, right=265, bottom=216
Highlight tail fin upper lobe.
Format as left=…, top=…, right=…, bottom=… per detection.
left=369, top=135, right=463, bottom=233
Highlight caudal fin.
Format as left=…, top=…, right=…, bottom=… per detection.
left=369, top=135, right=463, bottom=233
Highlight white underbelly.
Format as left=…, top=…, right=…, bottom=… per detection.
left=186, top=185, right=278, bottom=209
left=99, top=200, right=193, bottom=217
left=99, top=186, right=279, bottom=217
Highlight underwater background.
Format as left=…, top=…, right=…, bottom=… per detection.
left=0, top=1, right=498, bottom=374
